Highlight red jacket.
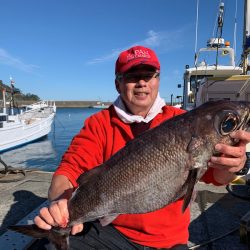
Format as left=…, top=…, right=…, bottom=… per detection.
left=54, top=105, right=217, bottom=248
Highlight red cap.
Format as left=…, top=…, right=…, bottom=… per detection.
left=115, top=45, right=160, bottom=74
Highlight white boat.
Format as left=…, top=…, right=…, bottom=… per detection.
left=90, top=101, right=109, bottom=109
left=0, top=99, right=56, bottom=152
left=181, top=0, right=250, bottom=111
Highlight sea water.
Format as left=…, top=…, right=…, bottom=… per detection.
left=0, top=108, right=100, bottom=172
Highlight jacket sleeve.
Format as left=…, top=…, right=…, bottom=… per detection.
left=54, top=111, right=109, bottom=188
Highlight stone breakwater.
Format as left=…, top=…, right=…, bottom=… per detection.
left=0, top=100, right=112, bottom=108
left=1, top=100, right=175, bottom=108
left=54, top=101, right=112, bottom=108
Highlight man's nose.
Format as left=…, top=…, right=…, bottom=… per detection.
left=136, top=79, right=147, bottom=86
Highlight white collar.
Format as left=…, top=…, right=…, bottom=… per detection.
left=113, top=93, right=166, bottom=124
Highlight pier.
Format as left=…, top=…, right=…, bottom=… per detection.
left=0, top=171, right=249, bottom=249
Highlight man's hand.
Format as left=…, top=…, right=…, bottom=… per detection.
left=35, top=174, right=84, bottom=234
left=209, top=130, right=250, bottom=184
left=34, top=199, right=84, bottom=235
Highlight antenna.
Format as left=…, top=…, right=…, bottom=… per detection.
left=218, top=2, right=224, bottom=30
left=194, top=0, right=199, bottom=67
left=233, top=0, right=238, bottom=59
left=215, top=2, right=225, bottom=67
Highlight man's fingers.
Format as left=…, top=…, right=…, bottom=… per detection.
left=34, top=215, right=52, bottom=230
left=39, top=207, right=57, bottom=227
left=49, top=199, right=69, bottom=227
left=71, top=224, right=84, bottom=235
left=215, top=143, right=246, bottom=158
left=230, top=130, right=250, bottom=143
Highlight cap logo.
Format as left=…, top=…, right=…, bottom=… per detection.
left=127, top=49, right=151, bottom=61
left=115, top=46, right=160, bottom=74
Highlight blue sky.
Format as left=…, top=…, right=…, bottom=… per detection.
left=0, top=0, right=244, bottom=102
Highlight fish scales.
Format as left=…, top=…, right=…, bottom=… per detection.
left=9, top=100, right=250, bottom=250
left=70, top=130, right=187, bottom=221
left=69, top=101, right=250, bottom=221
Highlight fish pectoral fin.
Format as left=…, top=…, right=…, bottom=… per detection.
left=182, top=168, right=198, bottom=213
left=187, top=136, right=205, bottom=154
left=99, top=214, right=119, bottom=227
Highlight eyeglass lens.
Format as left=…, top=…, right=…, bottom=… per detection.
left=122, top=72, right=159, bottom=82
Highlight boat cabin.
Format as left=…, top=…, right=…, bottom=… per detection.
left=182, top=38, right=243, bottom=110
left=195, top=75, right=250, bottom=106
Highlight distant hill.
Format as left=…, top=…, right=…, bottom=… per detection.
left=0, top=80, right=40, bottom=102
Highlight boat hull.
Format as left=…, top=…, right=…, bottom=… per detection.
left=0, top=112, right=55, bottom=152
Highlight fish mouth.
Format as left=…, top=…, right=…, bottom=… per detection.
left=229, top=107, right=250, bottom=146
left=246, top=110, right=250, bottom=131
left=239, top=108, right=250, bottom=132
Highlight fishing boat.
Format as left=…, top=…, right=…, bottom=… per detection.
left=181, top=0, right=250, bottom=111
left=90, top=101, right=110, bottom=109
left=0, top=87, right=56, bottom=152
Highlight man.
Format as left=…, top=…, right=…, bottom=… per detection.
left=35, top=45, right=250, bottom=249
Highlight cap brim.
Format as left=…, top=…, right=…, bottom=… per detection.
left=119, top=60, right=160, bottom=73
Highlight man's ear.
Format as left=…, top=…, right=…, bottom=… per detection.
left=115, top=80, right=121, bottom=93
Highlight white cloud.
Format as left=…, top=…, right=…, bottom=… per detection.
left=143, top=30, right=161, bottom=47
left=0, top=48, right=39, bottom=73
left=86, top=48, right=121, bottom=65
left=86, top=26, right=190, bottom=65
left=173, top=69, right=180, bottom=75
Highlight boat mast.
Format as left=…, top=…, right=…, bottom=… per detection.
left=215, top=2, right=225, bottom=68
left=242, top=0, right=250, bottom=74
left=9, top=77, right=15, bottom=115
left=2, top=89, right=6, bottom=114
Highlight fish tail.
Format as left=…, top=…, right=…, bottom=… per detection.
left=9, top=224, right=70, bottom=250
left=9, top=224, right=50, bottom=238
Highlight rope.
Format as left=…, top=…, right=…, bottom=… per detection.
left=0, top=157, right=40, bottom=183
left=188, top=227, right=238, bottom=249
left=236, top=77, right=250, bottom=98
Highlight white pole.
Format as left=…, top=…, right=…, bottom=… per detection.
left=243, top=0, right=250, bottom=74
left=3, top=89, right=6, bottom=114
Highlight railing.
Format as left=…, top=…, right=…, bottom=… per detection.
left=25, top=101, right=56, bottom=111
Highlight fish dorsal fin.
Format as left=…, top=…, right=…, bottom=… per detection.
left=182, top=168, right=198, bottom=213
left=77, top=165, right=103, bottom=186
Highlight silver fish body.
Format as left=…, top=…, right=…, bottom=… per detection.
left=9, top=100, right=250, bottom=249
left=69, top=100, right=250, bottom=225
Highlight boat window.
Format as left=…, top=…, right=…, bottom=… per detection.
left=197, top=50, right=233, bottom=66
left=188, top=92, right=195, bottom=104
left=188, top=75, right=213, bottom=104
left=190, top=75, right=213, bottom=89
left=0, top=115, right=7, bottom=122
left=209, top=97, right=230, bottom=101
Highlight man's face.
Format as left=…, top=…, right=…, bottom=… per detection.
left=115, top=65, right=160, bottom=117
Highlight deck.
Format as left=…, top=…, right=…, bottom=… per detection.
left=0, top=171, right=250, bottom=249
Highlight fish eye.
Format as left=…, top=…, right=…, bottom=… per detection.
left=220, top=113, right=239, bottom=135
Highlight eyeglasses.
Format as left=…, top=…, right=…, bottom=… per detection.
left=116, top=71, right=160, bottom=83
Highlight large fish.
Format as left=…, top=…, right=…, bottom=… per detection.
left=9, top=100, right=250, bottom=249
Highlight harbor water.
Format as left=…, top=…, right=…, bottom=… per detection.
left=0, top=107, right=100, bottom=172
